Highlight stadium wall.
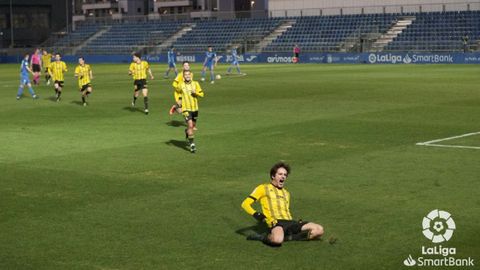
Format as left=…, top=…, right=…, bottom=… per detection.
left=268, top=0, right=480, bottom=15
left=1, top=52, right=480, bottom=64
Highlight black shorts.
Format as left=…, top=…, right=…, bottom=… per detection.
left=44, top=67, right=49, bottom=73
left=184, top=111, right=198, bottom=122
left=54, top=80, right=64, bottom=87
left=32, top=64, right=41, bottom=72
left=134, top=79, right=147, bottom=91
left=272, top=220, right=308, bottom=236
left=80, top=83, right=92, bottom=91
left=294, top=53, right=299, bottom=58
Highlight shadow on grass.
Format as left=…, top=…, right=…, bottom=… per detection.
left=122, top=106, right=144, bottom=113
left=45, top=96, right=57, bottom=102
left=70, top=101, right=84, bottom=106
left=235, top=223, right=268, bottom=237
left=165, top=139, right=189, bottom=152
left=166, top=120, right=186, bottom=127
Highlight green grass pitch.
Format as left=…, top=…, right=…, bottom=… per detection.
left=1, top=63, right=479, bottom=269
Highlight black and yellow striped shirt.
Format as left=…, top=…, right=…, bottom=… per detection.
left=42, top=53, right=52, bottom=69
left=175, top=80, right=204, bottom=112
left=242, top=183, right=292, bottom=227
left=74, top=64, right=92, bottom=88
left=129, top=61, right=150, bottom=80
left=49, top=61, right=67, bottom=81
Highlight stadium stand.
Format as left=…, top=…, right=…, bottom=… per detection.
left=53, top=11, right=479, bottom=54
left=386, top=11, right=480, bottom=51
left=172, top=18, right=283, bottom=53
left=77, top=21, right=186, bottom=55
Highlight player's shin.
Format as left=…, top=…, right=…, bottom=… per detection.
left=17, top=85, right=24, bottom=97
left=144, top=96, right=148, bottom=110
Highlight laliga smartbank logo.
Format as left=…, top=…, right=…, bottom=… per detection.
left=422, top=209, right=455, bottom=243
left=403, top=209, right=475, bottom=267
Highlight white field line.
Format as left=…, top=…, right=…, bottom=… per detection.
left=416, top=131, right=480, bottom=150
left=418, top=144, right=480, bottom=150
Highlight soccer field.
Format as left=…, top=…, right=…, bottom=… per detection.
left=1, top=63, right=479, bottom=269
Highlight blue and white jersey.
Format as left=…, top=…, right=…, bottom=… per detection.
left=167, top=49, right=176, bottom=64
left=19, top=59, right=30, bottom=84
left=20, top=59, right=29, bottom=78
left=231, top=48, right=238, bottom=64
left=204, top=51, right=217, bottom=66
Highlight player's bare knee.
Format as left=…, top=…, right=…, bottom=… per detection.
left=312, top=225, right=324, bottom=237
left=269, top=234, right=284, bottom=245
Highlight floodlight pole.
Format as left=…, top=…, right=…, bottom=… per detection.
left=66, top=0, right=69, bottom=33
left=9, top=0, right=14, bottom=47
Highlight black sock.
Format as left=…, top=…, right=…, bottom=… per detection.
left=133, top=96, right=137, bottom=104
left=188, top=136, right=194, bottom=144
left=288, top=230, right=310, bottom=241
left=55, top=88, right=58, bottom=94
left=185, top=129, right=188, bottom=139
left=57, top=91, right=62, bottom=98
left=82, top=96, right=86, bottom=103
left=144, top=96, right=148, bottom=110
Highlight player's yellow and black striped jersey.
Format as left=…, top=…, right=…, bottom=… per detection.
left=74, top=64, right=92, bottom=88
left=241, top=183, right=292, bottom=227
left=175, top=80, right=203, bottom=112
left=42, top=54, right=52, bottom=68
left=49, top=61, right=67, bottom=81
left=172, top=72, right=194, bottom=101
left=129, top=61, right=150, bottom=80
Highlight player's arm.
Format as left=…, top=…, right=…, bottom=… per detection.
left=63, top=62, right=68, bottom=72
left=191, top=82, right=204, bottom=97
left=26, top=65, right=34, bottom=74
left=147, top=67, right=154, bottom=80
left=241, top=186, right=266, bottom=222
left=74, top=66, right=80, bottom=78
left=172, top=78, right=180, bottom=89
left=128, top=64, right=133, bottom=76
left=48, top=64, right=53, bottom=77
left=214, top=54, right=218, bottom=67
left=89, top=68, right=93, bottom=80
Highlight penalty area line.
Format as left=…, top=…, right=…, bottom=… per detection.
left=416, top=131, right=480, bottom=150
left=416, top=143, right=480, bottom=150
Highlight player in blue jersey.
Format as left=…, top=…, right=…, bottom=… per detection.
left=226, top=46, right=242, bottom=75
left=164, top=46, right=178, bottom=78
left=201, top=46, right=217, bottom=84
left=17, top=53, right=38, bottom=100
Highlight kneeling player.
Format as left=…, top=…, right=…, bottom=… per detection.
left=241, top=162, right=325, bottom=246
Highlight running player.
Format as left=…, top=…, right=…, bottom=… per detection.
left=128, top=53, right=154, bottom=115
left=74, top=57, right=93, bottom=106
left=169, top=61, right=192, bottom=115
left=42, top=49, right=53, bottom=85
left=48, top=53, right=68, bottom=102
left=175, top=70, right=204, bottom=153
